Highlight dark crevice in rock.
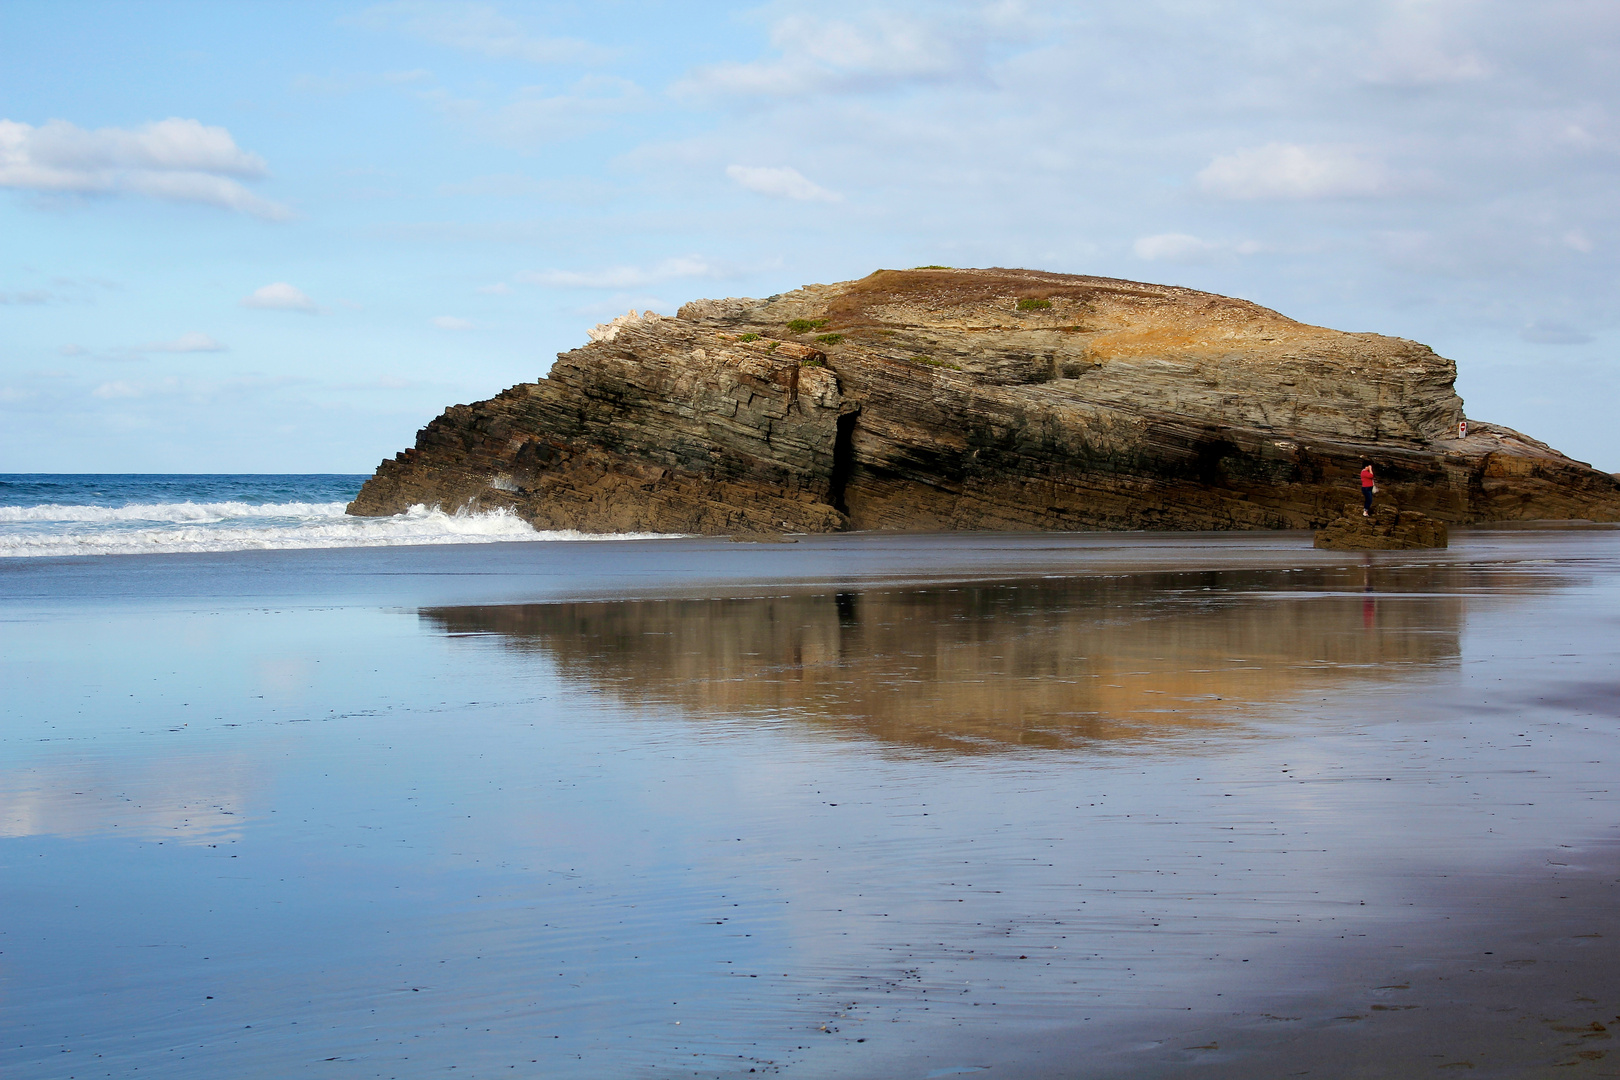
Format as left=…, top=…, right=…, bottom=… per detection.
left=831, top=411, right=859, bottom=516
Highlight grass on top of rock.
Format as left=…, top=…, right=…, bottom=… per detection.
left=787, top=318, right=830, bottom=333
left=913, top=264, right=953, bottom=270
left=814, top=333, right=843, bottom=345
left=1016, top=298, right=1053, bottom=311
left=738, top=333, right=760, bottom=342
left=822, top=269, right=1163, bottom=327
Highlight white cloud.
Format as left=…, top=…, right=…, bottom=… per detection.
left=431, top=315, right=474, bottom=330
left=142, top=332, right=227, bottom=353
left=0, top=117, right=291, bottom=219
left=1197, top=143, right=1395, bottom=200
left=241, top=282, right=320, bottom=312
left=726, top=164, right=841, bottom=202
left=674, top=11, right=1016, bottom=99
left=477, top=282, right=512, bottom=295
left=353, top=1, right=612, bottom=64
left=92, top=381, right=141, bottom=399
left=517, top=256, right=726, bottom=290
left=1134, top=234, right=1268, bottom=262
left=1359, top=1, right=1491, bottom=86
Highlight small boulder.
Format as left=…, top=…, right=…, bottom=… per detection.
left=1314, top=504, right=1448, bottom=550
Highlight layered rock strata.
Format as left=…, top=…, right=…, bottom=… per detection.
left=1314, top=505, right=1449, bottom=550
left=349, top=268, right=1620, bottom=533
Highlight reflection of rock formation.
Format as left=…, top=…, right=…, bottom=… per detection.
left=422, top=566, right=1543, bottom=752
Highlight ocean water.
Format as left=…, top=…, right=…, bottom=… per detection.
left=0, top=474, right=664, bottom=557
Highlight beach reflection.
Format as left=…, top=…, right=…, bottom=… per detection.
left=421, top=564, right=1540, bottom=752
left=0, top=752, right=257, bottom=844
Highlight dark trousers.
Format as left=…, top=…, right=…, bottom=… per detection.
left=1363, top=486, right=1374, bottom=512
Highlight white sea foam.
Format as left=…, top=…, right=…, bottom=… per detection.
left=0, top=501, right=672, bottom=557
left=0, top=500, right=350, bottom=523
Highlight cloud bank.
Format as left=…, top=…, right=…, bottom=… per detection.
left=0, top=117, right=290, bottom=219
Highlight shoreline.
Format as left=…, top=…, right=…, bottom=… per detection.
left=3, top=527, right=1615, bottom=614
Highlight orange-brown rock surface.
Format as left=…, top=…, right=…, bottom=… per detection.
left=1314, top=504, right=1449, bottom=550
left=348, top=268, right=1620, bottom=533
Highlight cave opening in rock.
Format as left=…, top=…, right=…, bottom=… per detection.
left=831, top=411, right=859, bottom=516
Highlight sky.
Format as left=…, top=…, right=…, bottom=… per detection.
left=3, top=0, right=1618, bottom=473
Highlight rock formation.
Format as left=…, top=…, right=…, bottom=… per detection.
left=348, top=268, right=1620, bottom=534
left=1314, top=504, right=1449, bottom=550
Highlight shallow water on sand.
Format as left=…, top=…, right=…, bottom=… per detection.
left=2, top=531, right=1618, bottom=1078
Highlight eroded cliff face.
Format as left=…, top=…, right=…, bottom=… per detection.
left=349, top=268, right=1620, bottom=532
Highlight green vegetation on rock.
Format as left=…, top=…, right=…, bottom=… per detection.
left=787, top=318, right=829, bottom=333
left=814, top=333, right=843, bottom=345
left=1017, top=298, right=1053, bottom=311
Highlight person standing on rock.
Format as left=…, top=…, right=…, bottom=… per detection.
left=1360, top=464, right=1376, bottom=517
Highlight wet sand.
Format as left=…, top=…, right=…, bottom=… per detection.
left=2, top=530, right=1617, bottom=1078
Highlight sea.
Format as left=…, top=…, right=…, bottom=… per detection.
left=0, top=473, right=650, bottom=557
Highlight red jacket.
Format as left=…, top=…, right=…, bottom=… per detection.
left=1361, top=466, right=1375, bottom=489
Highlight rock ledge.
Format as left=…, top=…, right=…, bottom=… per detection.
left=1315, top=505, right=1448, bottom=550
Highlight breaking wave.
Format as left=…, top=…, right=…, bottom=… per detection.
left=0, top=501, right=664, bottom=557
left=0, top=500, right=351, bottom=524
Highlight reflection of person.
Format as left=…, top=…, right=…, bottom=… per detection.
left=1360, top=464, right=1375, bottom=517
left=1362, top=553, right=1375, bottom=629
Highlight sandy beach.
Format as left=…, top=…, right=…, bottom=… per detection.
left=3, top=528, right=1618, bottom=1078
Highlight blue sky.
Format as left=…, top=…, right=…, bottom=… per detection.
left=3, top=0, right=1618, bottom=472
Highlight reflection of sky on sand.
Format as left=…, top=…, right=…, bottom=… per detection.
left=0, top=752, right=256, bottom=843
left=420, top=564, right=1546, bottom=752
left=3, top=542, right=1618, bottom=1079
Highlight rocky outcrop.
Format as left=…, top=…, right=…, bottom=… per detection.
left=348, top=268, right=1620, bottom=533
left=1314, top=505, right=1449, bottom=550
